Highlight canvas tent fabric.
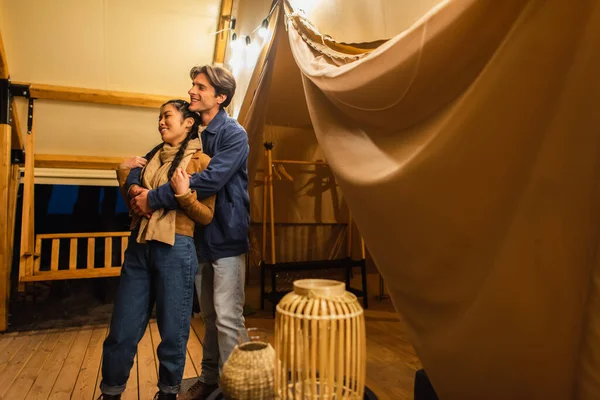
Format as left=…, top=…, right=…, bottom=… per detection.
left=240, top=3, right=349, bottom=230
left=239, top=0, right=600, bottom=399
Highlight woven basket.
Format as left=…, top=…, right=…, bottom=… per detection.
left=220, top=341, right=276, bottom=400
left=275, top=279, right=366, bottom=399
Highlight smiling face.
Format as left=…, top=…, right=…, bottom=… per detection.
left=187, top=72, right=227, bottom=114
left=158, top=103, right=194, bottom=146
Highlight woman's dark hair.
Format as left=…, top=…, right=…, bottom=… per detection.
left=143, top=99, right=201, bottom=181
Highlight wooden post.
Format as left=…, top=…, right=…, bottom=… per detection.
left=360, top=237, right=366, bottom=259
left=267, top=147, right=276, bottom=264
left=8, top=165, right=19, bottom=291
left=19, top=99, right=35, bottom=289
left=262, top=148, right=268, bottom=261
left=213, top=0, right=234, bottom=64
left=0, top=123, right=11, bottom=331
left=261, top=167, right=268, bottom=261
left=121, top=236, right=128, bottom=265
left=0, top=26, right=12, bottom=330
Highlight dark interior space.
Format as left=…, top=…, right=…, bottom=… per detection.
left=9, top=184, right=131, bottom=331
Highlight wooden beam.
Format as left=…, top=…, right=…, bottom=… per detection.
left=35, top=154, right=126, bottom=170
left=13, top=82, right=177, bottom=109
left=0, top=124, right=11, bottom=331
left=0, top=29, right=9, bottom=79
left=213, top=0, right=234, bottom=64
left=10, top=99, right=23, bottom=149
left=36, top=231, right=130, bottom=239
left=21, top=268, right=122, bottom=282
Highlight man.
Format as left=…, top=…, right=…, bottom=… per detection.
left=127, top=65, right=250, bottom=400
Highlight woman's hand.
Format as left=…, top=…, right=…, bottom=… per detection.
left=119, top=156, right=147, bottom=170
left=171, top=168, right=190, bottom=195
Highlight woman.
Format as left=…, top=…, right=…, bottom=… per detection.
left=98, top=100, right=214, bottom=400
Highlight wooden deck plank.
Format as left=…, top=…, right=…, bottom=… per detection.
left=150, top=320, right=198, bottom=380
left=137, top=325, right=158, bottom=400
left=71, top=325, right=108, bottom=400
left=0, top=331, right=18, bottom=354
left=0, top=332, right=47, bottom=398
left=91, top=325, right=110, bottom=400
left=120, top=354, right=139, bottom=400
left=149, top=321, right=160, bottom=375
left=190, top=317, right=206, bottom=347
left=0, top=331, right=33, bottom=374
left=186, top=326, right=203, bottom=377
left=47, top=327, right=94, bottom=399
left=183, top=348, right=197, bottom=379
left=25, top=329, right=79, bottom=400
left=4, top=330, right=61, bottom=400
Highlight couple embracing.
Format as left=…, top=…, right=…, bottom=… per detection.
left=99, top=65, right=250, bottom=400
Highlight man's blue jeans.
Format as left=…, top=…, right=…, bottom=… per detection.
left=196, top=254, right=247, bottom=385
left=100, top=233, right=198, bottom=395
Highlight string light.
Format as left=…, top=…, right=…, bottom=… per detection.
left=229, top=32, right=240, bottom=50
left=225, top=1, right=277, bottom=75
left=258, top=19, right=269, bottom=38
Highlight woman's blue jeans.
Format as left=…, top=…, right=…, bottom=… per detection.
left=100, top=233, right=198, bottom=395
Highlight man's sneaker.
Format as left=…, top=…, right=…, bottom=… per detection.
left=179, top=380, right=219, bottom=400
left=153, top=391, right=177, bottom=400
left=97, top=395, right=121, bottom=400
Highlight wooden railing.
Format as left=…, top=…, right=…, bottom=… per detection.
left=20, top=232, right=131, bottom=282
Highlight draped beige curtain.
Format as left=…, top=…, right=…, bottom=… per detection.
left=241, top=0, right=600, bottom=398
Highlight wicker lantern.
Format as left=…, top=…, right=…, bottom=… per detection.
left=220, top=341, right=276, bottom=400
left=275, top=279, right=366, bottom=399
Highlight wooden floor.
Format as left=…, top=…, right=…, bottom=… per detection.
left=0, top=306, right=420, bottom=400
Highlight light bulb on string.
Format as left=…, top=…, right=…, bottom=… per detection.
left=229, top=32, right=241, bottom=50
left=242, top=35, right=257, bottom=69
left=229, top=35, right=247, bottom=76
left=258, top=19, right=269, bottom=38
left=226, top=10, right=273, bottom=74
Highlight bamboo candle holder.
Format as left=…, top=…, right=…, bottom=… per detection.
left=275, top=279, right=366, bottom=399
